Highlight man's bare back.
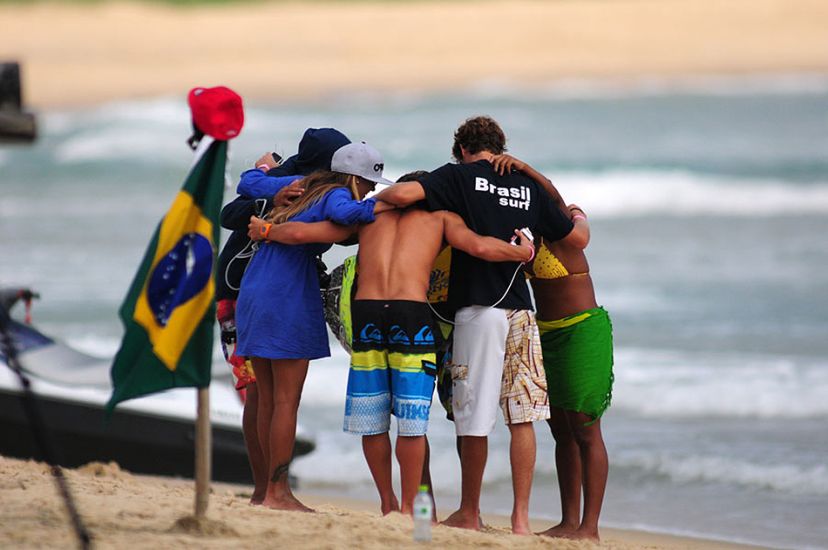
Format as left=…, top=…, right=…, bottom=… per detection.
left=355, top=209, right=444, bottom=302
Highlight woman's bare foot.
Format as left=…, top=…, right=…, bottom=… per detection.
left=538, top=521, right=579, bottom=538
left=249, top=489, right=266, bottom=506
left=512, top=522, right=531, bottom=535
left=441, top=509, right=480, bottom=530
left=262, top=493, right=314, bottom=513
left=572, top=526, right=600, bottom=541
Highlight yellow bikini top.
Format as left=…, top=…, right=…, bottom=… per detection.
left=531, top=244, right=588, bottom=280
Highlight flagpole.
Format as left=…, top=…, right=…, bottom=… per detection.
left=194, top=386, right=211, bottom=519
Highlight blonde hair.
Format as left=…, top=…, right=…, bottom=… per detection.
left=267, top=170, right=360, bottom=224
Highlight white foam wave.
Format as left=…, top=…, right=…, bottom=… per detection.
left=43, top=98, right=190, bottom=164
left=613, top=348, right=828, bottom=419
left=551, top=170, right=828, bottom=218
left=617, top=450, right=828, bottom=496
left=54, top=128, right=185, bottom=164
left=47, top=97, right=188, bottom=130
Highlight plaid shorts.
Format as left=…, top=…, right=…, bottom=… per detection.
left=500, top=309, right=549, bottom=424
left=450, top=307, right=549, bottom=436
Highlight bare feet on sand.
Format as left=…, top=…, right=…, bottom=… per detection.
left=511, top=508, right=533, bottom=535
left=539, top=523, right=599, bottom=541
left=441, top=509, right=480, bottom=531
left=381, top=496, right=400, bottom=516
left=262, top=493, right=314, bottom=513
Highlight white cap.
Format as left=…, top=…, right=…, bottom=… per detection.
left=330, top=141, right=393, bottom=185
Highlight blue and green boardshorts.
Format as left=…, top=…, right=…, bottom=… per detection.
left=343, top=300, right=438, bottom=436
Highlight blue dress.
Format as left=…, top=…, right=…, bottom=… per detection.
left=235, top=187, right=375, bottom=360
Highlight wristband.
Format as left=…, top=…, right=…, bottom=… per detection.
left=524, top=243, right=536, bottom=263
left=572, top=214, right=586, bottom=222
left=259, top=222, right=272, bottom=239
left=257, top=164, right=270, bottom=171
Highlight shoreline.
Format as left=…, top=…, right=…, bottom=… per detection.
left=0, top=455, right=762, bottom=549
left=2, top=0, right=827, bottom=108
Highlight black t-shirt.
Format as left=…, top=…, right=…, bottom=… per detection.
left=420, top=160, right=573, bottom=311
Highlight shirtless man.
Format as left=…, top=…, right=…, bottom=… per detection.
left=248, top=171, right=534, bottom=516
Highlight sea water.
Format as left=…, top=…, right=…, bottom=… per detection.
left=1, top=74, right=827, bottom=549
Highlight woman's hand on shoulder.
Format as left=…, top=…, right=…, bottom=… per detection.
left=274, top=179, right=304, bottom=207
left=490, top=154, right=526, bottom=176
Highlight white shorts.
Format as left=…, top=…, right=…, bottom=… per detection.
left=450, top=306, right=550, bottom=436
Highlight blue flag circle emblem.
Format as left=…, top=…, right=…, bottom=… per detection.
left=147, top=233, right=213, bottom=327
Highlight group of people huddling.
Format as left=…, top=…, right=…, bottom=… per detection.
left=214, top=116, right=614, bottom=541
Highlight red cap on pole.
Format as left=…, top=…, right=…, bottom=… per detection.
left=187, top=86, right=244, bottom=141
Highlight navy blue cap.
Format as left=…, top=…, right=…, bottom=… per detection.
left=268, top=127, right=351, bottom=177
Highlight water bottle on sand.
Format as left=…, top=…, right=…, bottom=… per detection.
left=414, top=485, right=434, bottom=542
left=413, top=484, right=433, bottom=542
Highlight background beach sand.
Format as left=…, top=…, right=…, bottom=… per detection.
left=1, top=0, right=828, bottom=108
left=0, top=456, right=760, bottom=549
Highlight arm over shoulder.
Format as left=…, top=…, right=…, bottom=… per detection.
left=236, top=169, right=302, bottom=199
left=323, top=188, right=377, bottom=225
left=442, top=211, right=532, bottom=263
left=536, top=192, right=575, bottom=244
left=267, top=220, right=356, bottom=245
left=373, top=181, right=426, bottom=208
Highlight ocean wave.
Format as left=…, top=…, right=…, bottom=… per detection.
left=613, top=348, right=828, bottom=419
left=550, top=170, right=828, bottom=218
left=54, top=127, right=187, bottom=164
left=615, top=450, right=828, bottom=496
left=48, top=97, right=188, bottom=130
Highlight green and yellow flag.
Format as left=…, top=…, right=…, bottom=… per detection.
left=106, top=138, right=227, bottom=414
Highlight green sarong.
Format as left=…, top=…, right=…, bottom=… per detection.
left=538, top=306, right=614, bottom=424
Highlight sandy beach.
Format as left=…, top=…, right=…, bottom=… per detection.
left=1, top=0, right=827, bottom=108
left=0, top=455, right=761, bottom=549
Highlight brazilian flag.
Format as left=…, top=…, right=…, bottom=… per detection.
left=106, top=138, right=227, bottom=414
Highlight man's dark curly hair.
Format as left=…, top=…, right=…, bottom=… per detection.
left=451, top=116, right=507, bottom=162
left=396, top=170, right=430, bottom=183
